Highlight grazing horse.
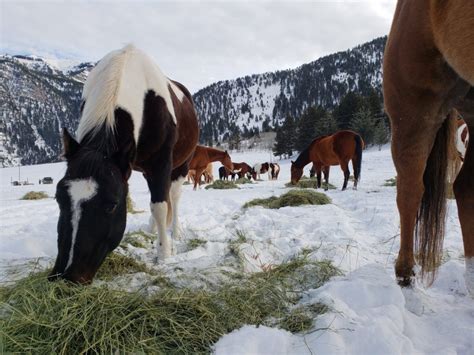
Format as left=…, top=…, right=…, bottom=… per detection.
left=269, top=163, right=280, bottom=180
left=50, top=45, right=199, bottom=284
left=232, top=162, right=256, bottom=180
left=291, top=131, right=363, bottom=190
left=383, top=1, right=474, bottom=290
left=189, top=145, right=233, bottom=189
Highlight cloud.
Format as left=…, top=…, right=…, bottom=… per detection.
left=1, top=0, right=396, bottom=93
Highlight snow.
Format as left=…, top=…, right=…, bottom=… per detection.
left=0, top=146, right=473, bottom=354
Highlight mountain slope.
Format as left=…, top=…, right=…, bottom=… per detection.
left=193, top=36, right=385, bottom=143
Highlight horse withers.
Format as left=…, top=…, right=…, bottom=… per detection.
left=290, top=130, right=364, bottom=190
left=50, top=45, right=199, bottom=284
left=383, top=1, right=474, bottom=290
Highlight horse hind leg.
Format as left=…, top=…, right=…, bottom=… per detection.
left=339, top=161, right=350, bottom=190
left=453, top=117, right=474, bottom=294
left=323, top=166, right=330, bottom=191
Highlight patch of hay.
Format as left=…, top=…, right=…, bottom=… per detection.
left=234, top=177, right=253, bottom=184
left=20, top=191, right=48, bottom=200
left=0, top=256, right=339, bottom=353
left=187, top=238, right=207, bottom=250
left=244, top=189, right=331, bottom=209
left=383, top=177, right=397, bottom=187
left=205, top=180, right=239, bottom=190
left=95, top=252, right=154, bottom=280
left=285, top=178, right=336, bottom=190
left=126, top=193, right=144, bottom=214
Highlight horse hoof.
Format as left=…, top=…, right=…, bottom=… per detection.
left=397, top=276, right=414, bottom=288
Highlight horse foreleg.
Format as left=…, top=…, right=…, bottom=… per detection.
left=453, top=121, right=474, bottom=294
left=315, top=165, right=322, bottom=189
left=147, top=156, right=173, bottom=261
left=323, top=166, right=330, bottom=191
left=193, top=168, right=204, bottom=190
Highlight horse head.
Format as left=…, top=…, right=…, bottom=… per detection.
left=49, top=129, right=132, bottom=284
left=290, top=160, right=303, bottom=185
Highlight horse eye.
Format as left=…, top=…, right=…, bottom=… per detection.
left=105, top=202, right=118, bottom=214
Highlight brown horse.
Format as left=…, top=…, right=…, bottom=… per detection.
left=189, top=145, right=233, bottom=189
left=291, top=130, right=364, bottom=190
left=269, top=163, right=280, bottom=180
left=383, top=1, right=474, bottom=290
left=232, top=162, right=256, bottom=180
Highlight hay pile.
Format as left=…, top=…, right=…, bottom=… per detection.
left=20, top=191, right=48, bottom=200
left=0, top=255, right=339, bottom=353
left=244, top=189, right=331, bottom=209
left=205, top=180, right=239, bottom=190
left=285, top=177, right=336, bottom=190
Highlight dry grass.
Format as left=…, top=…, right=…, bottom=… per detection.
left=126, top=193, right=144, bottom=214
left=285, top=177, right=336, bottom=190
left=20, top=191, right=48, bottom=200
left=0, top=255, right=339, bottom=354
left=243, top=189, right=331, bottom=209
left=205, top=180, right=239, bottom=190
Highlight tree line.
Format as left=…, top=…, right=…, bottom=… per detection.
left=273, top=89, right=390, bottom=158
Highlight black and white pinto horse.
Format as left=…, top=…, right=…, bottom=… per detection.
left=252, top=162, right=279, bottom=180
left=50, top=45, right=199, bottom=284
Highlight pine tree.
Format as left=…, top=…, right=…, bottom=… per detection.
left=273, top=124, right=286, bottom=158
left=284, top=115, right=297, bottom=157
left=315, top=111, right=337, bottom=137
left=296, top=106, right=325, bottom=151
left=373, top=119, right=390, bottom=149
left=350, top=107, right=377, bottom=145
left=333, top=91, right=365, bottom=129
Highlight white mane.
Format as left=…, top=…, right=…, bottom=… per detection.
left=76, top=44, right=176, bottom=143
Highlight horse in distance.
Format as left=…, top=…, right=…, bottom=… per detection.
left=291, top=130, right=364, bottom=190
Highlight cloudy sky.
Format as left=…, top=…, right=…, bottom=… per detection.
left=1, top=0, right=396, bottom=93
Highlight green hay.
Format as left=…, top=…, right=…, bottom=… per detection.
left=126, top=193, right=144, bottom=214
left=234, top=177, right=253, bottom=184
left=205, top=180, right=239, bottom=190
left=122, top=230, right=155, bottom=249
left=383, top=177, right=397, bottom=187
left=0, top=256, right=339, bottom=354
left=95, top=252, right=154, bottom=280
left=183, top=181, right=191, bottom=185
left=243, top=190, right=331, bottom=209
left=20, top=191, right=48, bottom=200
left=285, top=178, right=336, bottom=190
left=187, top=238, right=207, bottom=250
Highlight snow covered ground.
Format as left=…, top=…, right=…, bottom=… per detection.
left=0, top=146, right=473, bottom=354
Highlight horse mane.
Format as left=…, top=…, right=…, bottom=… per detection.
left=77, top=44, right=176, bottom=144
left=77, top=45, right=133, bottom=142
left=294, top=135, right=331, bottom=168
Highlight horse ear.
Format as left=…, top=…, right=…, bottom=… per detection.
left=112, top=140, right=135, bottom=180
left=62, top=128, right=80, bottom=160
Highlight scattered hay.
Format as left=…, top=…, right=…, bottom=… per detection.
left=126, top=193, right=144, bottom=214
left=234, top=177, right=253, bottom=184
left=183, top=181, right=191, bottom=185
left=205, top=180, right=239, bottom=190
left=20, top=191, right=48, bottom=200
left=95, top=252, right=154, bottom=280
left=285, top=178, right=336, bottom=190
left=187, top=238, right=207, bottom=250
left=0, top=256, right=339, bottom=353
left=122, top=230, right=154, bottom=249
left=383, top=177, right=397, bottom=187
left=243, top=189, right=331, bottom=209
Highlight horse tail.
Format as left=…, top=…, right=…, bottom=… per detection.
left=416, top=114, right=457, bottom=284
left=353, top=134, right=363, bottom=182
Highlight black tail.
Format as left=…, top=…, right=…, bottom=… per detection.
left=353, top=134, right=363, bottom=182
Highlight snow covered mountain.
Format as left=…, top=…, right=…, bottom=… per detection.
left=194, top=36, right=386, bottom=143
left=0, top=36, right=386, bottom=166
left=0, top=55, right=94, bottom=166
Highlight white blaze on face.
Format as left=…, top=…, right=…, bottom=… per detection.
left=65, top=178, right=98, bottom=271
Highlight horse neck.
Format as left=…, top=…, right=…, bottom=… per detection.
left=294, top=147, right=311, bottom=169
left=206, top=148, right=227, bottom=163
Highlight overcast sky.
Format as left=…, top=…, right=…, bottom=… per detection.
left=1, top=0, right=397, bottom=93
